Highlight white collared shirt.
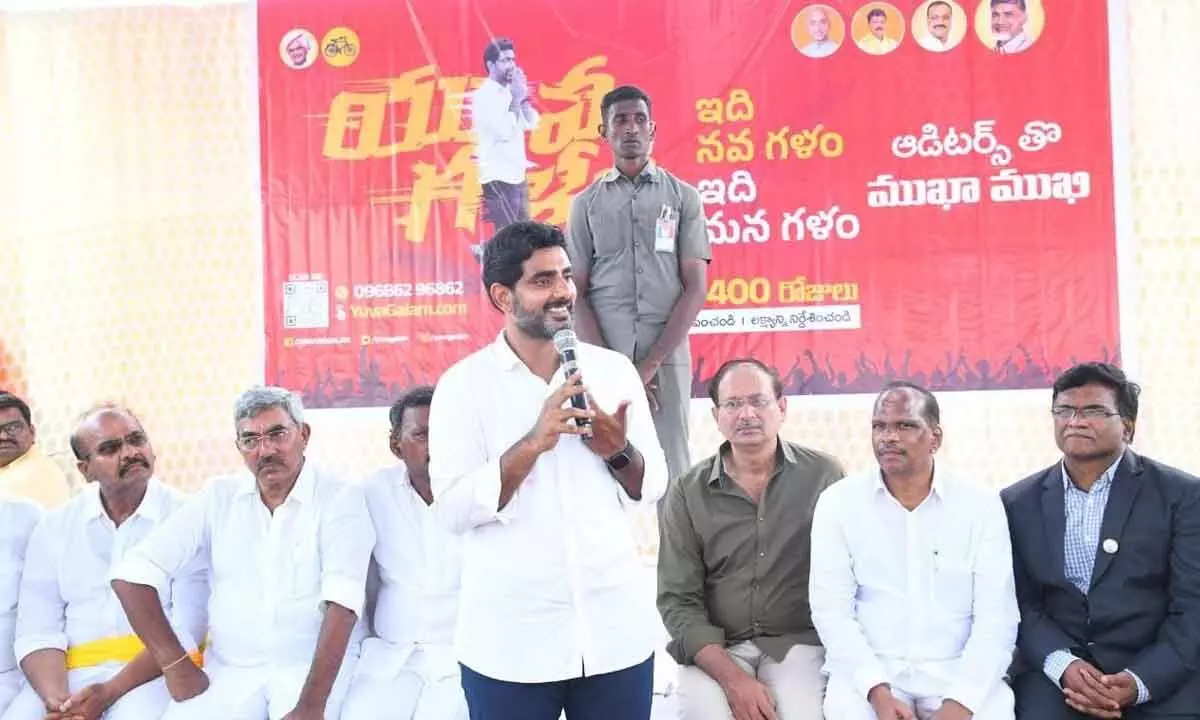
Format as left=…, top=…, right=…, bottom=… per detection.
left=470, top=77, right=539, bottom=185
left=809, top=468, right=1018, bottom=714
left=918, top=33, right=953, bottom=52
left=428, top=332, right=669, bottom=683
left=110, top=462, right=375, bottom=669
left=997, top=31, right=1033, bottom=53
left=16, top=479, right=208, bottom=666
left=0, top=499, right=41, bottom=672
left=364, top=464, right=462, bottom=654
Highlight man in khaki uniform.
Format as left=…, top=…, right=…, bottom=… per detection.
left=566, top=84, right=711, bottom=485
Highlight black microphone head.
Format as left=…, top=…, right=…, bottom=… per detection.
left=552, top=328, right=578, bottom=355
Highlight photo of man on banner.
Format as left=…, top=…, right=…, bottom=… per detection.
left=469, top=36, right=539, bottom=260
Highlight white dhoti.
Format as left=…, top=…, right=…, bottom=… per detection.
left=340, top=639, right=467, bottom=720
left=160, top=655, right=357, bottom=720
left=822, top=668, right=1014, bottom=720
left=0, top=665, right=170, bottom=720
left=0, top=669, right=22, bottom=716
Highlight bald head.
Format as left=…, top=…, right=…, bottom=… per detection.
left=807, top=6, right=831, bottom=41
left=71, top=405, right=136, bottom=460
left=71, top=405, right=156, bottom=489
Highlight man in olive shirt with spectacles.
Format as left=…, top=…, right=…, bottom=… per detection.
left=658, top=359, right=844, bottom=720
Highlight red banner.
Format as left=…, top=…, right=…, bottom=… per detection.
left=258, top=0, right=1122, bottom=408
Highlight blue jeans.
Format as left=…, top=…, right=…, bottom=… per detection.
left=460, top=655, right=654, bottom=720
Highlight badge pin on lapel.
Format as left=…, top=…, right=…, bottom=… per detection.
left=1102, top=538, right=1119, bottom=555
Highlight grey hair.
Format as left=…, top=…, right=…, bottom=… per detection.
left=234, top=386, right=305, bottom=425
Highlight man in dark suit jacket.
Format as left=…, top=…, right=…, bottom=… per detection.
left=1002, top=362, right=1200, bottom=719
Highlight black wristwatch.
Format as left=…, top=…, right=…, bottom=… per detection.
left=605, top=442, right=634, bottom=471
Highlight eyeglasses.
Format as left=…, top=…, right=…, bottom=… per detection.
left=1051, top=405, right=1120, bottom=421
left=717, top=395, right=774, bottom=412
left=236, top=426, right=295, bottom=452
left=0, top=421, right=28, bottom=438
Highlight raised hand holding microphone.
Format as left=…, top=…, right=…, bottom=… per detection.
left=523, top=373, right=594, bottom=455
left=552, top=327, right=635, bottom=467
left=553, top=328, right=593, bottom=437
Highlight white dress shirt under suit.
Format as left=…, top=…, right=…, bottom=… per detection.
left=341, top=464, right=467, bottom=720
left=0, top=499, right=41, bottom=715
left=428, top=332, right=668, bottom=684
left=110, top=462, right=375, bottom=720
left=809, top=467, right=1019, bottom=720
left=4, top=480, right=207, bottom=720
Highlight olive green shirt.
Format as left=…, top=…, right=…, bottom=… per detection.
left=657, top=439, right=845, bottom=665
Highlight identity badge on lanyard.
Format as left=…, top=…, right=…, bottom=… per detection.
left=655, top=204, right=678, bottom=253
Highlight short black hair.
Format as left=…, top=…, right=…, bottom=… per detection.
left=480, top=221, right=568, bottom=311
left=389, top=385, right=435, bottom=432
left=0, top=391, right=31, bottom=425
left=1052, top=362, right=1140, bottom=422
left=876, top=381, right=941, bottom=426
left=600, top=85, right=652, bottom=124
left=482, top=37, right=514, bottom=72
left=991, top=0, right=1026, bottom=9
left=707, top=359, right=783, bottom=405
left=868, top=8, right=887, bottom=21
left=928, top=1, right=952, bottom=17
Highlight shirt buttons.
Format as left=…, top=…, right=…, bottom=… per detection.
left=637, top=267, right=644, bottom=274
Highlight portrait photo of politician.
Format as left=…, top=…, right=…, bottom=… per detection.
left=853, top=3, right=904, bottom=56
left=915, top=0, right=968, bottom=52
left=792, top=4, right=844, bottom=59
left=975, top=0, right=1045, bottom=54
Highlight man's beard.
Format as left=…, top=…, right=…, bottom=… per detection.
left=513, top=299, right=572, bottom=340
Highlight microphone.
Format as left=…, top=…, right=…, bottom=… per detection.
left=552, top=328, right=592, bottom=434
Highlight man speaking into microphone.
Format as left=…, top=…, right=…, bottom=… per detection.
left=428, top=220, right=668, bottom=720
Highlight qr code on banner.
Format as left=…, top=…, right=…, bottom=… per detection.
left=282, top=280, right=330, bottom=329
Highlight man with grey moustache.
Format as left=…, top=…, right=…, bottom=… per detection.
left=110, top=387, right=375, bottom=720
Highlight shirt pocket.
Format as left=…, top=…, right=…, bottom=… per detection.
left=932, top=554, right=975, bottom=617
left=287, top=535, right=322, bottom=599
left=587, top=210, right=628, bottom=257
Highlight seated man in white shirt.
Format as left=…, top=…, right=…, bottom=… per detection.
left=341, top=385, right=468, bottom=720
left=109, top=386, right=375, bottom=720
left=4, top=405, right=207, bottom=720
left=809, top=382, right=1018, bottom=720
left=0, top=498, right=42, bottom=714
left=428, top=221, right=668, bottom=719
